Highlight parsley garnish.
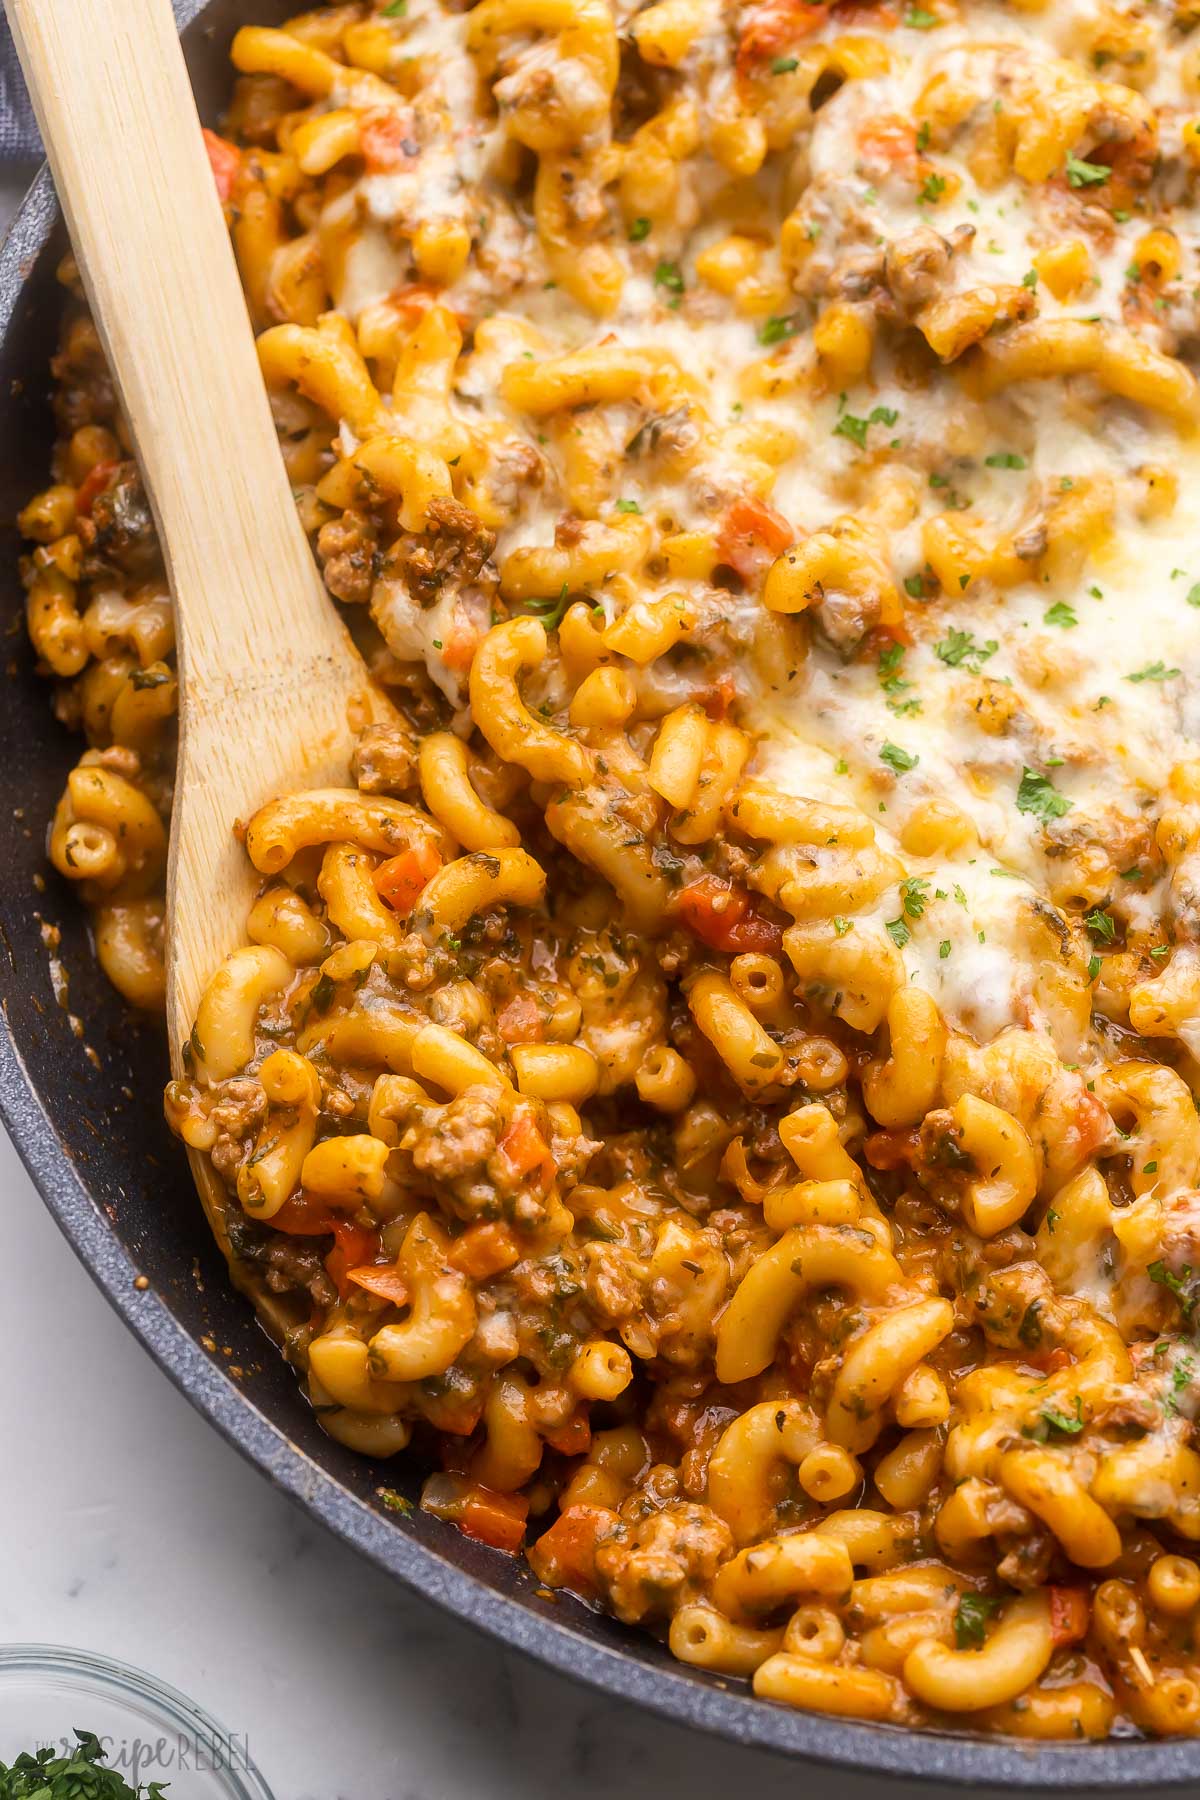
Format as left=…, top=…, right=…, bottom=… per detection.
left=919, top=173, right=947, bottom=205
left=614, top=498, right=641, bottom=514
left=900, top=875, right=930, bottom=920
left=771, top=54, right=799, bottom=72
left=1016, top=766, right=1072, bottom=822
left=1127, top=661, right=1181, bottom=683
left=1066, top=152, right=1110, bottom=188
left=1084, top=906, right=1116, bottom=944
left=382, top=0, right=407, bottom=13
left=935, top=627, right=996, bottom=671
left=518, top=584, right=573, bottom=631
left=1027, top=1395, right=1086, bottom=1440
left=378, top=1485, right=414, bottom=1515
left=985, top=451, right=1026, bottom=470
left=1043, top=601, right=1077, bottom=628
left=1149, top=1261, right=1198, bottom=1320
left=905, top=6, right=939, bottom=25
left=939, top=939, right=951, bottom=958
left=880, top=741, right=919, bottom=774
left=758, top=312, right=805, bottom=346
left=628, top=217, right=651, bottom=242
left=654, top=259, right=684, bottom=294
left=834, top=405, right=899, bottom=449
left=954, top=1593, right=1001, bottom=1649
left=885, top=916, right=911, bottom=949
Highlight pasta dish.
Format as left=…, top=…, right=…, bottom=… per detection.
left=21, top=0, right=1200, bottom=1738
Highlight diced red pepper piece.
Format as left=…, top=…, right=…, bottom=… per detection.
left=373, top=841, right=442, bottom=914
left=459, top=1483, right=529, bottom=1553
left=527, top=1504, right=616, bottom=1593
left=496, top=1110, right=554, bottom=1189
left=73, top=459, right=118, bottom=519
left=346, top=1262, right=409, bottom=1306
left=202, top=127, right=241, bottom=204
left=1049, top=1586, right=1090, bottom=1648
left=676, top=877, right=783, bottom=955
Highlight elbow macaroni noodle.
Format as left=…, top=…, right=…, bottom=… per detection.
left=25, top=0, right=1200, bottom=1741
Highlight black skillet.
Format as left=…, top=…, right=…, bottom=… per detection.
left=0, top=1, right=1194, bottom=1784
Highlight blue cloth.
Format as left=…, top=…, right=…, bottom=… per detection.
left=0, top=15, right=41, bottom=162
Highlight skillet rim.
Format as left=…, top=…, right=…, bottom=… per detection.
left=3, top=20, right=1200, bottom=1784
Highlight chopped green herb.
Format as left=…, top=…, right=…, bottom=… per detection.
left=771, top=54, right=800, bottom=72
left=939, top=939, right=951, bottom=958
left=1085, top=906, right=1116, bottom=944
left=880, top=741, right=919, bottom=774
left=900, top=875, right=931, bottom=920
left=1066, top=152, right=1110, bottom=188
left=378, top=1485, right=413, bottom=1515
left=935, top=627, right=997, bottom=671
left=614, top=498, right=641, bottom=514
left=1127, top=661, right=1181, bottom=683
left=628, top=217, right=651, bottom=242
left=919, top=173, right=947, bottom=205
left=833, top=915, right=851, bottom=936
left=1028, top=1394, right=1086, bottom=1440
left=1043, top=601, right=1078, bottom=628
left=985, top=451, right=1027, bottom=470
left=1016, top=766, right=1072, bottom=823
left=654, top=258, right=684, bottom=294
left=1149, top=1260, right=1198, bottom=1322
left=758, top=311, right=805, bottom=346
left=905, top=5, right=939, bottom=25
left=885, top=915, right=911, bottom=949
left=382, top=0, right=407, bottom=13
left=1021, top=268, right=1038, bottom=290
left=834, top=404, right=898, bottom=449
left=954, top=1593, right=1001, bottom=1650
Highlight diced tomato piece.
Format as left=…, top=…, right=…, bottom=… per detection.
left=527, top=1504, right=616, bottom=1593
left=359, top=106, right=419, bottom=174
left=1049, top=1586, right=1090, bottom=1648
left=324, top=1221, right=383, bottom=1298
left=73, top=459, right=118, bottom=519
left=717, top=497, right=794, bottom=584
left=346, top=1262, right=410, bottom=1306
left=447, top=1220, right=522, bottom=1280
left=737, top=0, right=831, bottom=78
left=459, top=1483, right=529, bottom=1554
left=202, top=128, right=242, bottom=204
left=543, top=1411, right=592, bottom=1458
left=856, top=113, right=917, bottom=165
left=676, top=877, right=784, bottom=955
left=496, top=1110, right=554, bottom=1188
left=495, top=994, right=543, bottom=1045
left=373, top=840, right=442, bottom=914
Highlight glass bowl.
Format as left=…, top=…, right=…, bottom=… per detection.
left=0, top=1645, right=275, bottom=1798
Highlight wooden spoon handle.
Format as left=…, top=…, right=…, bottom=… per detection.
left=10, top=0, right=392, bottom=1045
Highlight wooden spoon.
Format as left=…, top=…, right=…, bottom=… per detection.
left=8, top=0, right=395, bottom=1067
